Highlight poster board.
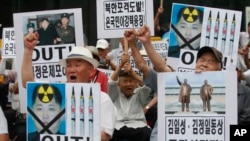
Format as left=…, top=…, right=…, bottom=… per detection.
left=96, top=0, right=154, bottom=38
left=157, top=70, right=237, bottom=141
left=167, top=3, right=242, bottom=72
left=27, top=82, right=100, bottom=141
left=13, top=8, right=84, bottom=112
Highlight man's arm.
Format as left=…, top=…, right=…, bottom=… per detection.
left=136, top=25, right=172, bottom=72
left=21, top=32, right=38, bottom=88
left=124, top=29, right=151, bottom=77
left=123, top=60, right=144, bottom=86
left=154, top=7, right=164, bottom=34
left=131, top=70, right=143, bottom=86
left=110, top=53, right=129, bottom=81
left=144, top=94, right=157, bottom=114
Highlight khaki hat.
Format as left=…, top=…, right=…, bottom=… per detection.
left=59, top=46, right=99, bottom=69
left=197, top=46, right=222, bottom=63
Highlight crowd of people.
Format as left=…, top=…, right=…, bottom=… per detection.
left=1, top=4, right=250, bottom=141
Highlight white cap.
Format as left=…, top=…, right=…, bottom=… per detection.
left=96, top=39, right=109, bottom=49
left=59, top=46, right=99, bottom=69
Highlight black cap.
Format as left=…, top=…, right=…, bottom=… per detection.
left=61, top=13, right=70, bottom=19
left=197, top=46, right=222, bottom=63
left=119, top=70, right=129, bottom=77
left=27, top=23, right=35, bottom=29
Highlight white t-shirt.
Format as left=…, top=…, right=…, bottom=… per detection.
left=0, top=107, right=8, bottom=134
left=100, top=92, right=117, bottom=136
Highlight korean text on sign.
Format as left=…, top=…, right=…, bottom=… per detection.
left=2, top=28, right=16, bottom=57
left=104, top=0, right=146, bottom=29
left=166, top=116, right=225, bottom=141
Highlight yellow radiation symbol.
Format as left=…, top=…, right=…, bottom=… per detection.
left=182, top=7, right=199, bottom=23
left=37, top=85, right=54, bottom=103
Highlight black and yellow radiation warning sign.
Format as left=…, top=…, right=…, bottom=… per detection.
left=37, top=85, right=54, bottom=103
left=182, top=7, right=199, bottom=23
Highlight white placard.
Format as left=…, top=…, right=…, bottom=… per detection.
left=158, top=70, right=237, bottom=141
left=167, top=3, right=242, bottom=71
left=96, top=0, right=154, bottom=38
left=1, top=27, right=16, bottom=58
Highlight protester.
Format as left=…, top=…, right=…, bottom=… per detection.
left=96, top=39, right=111, bottom=69
left=237, top=37, right=250, bottom=72
left=195, top=46, right=222, bottom=72
left=108, top=53, right=151, bottom=141
left=236, top=43, right=250, bottom=125
left=124, top=25, right=173, bottom=141
left=124, top=24, right=225, bottom=140
left=86, top=45, right=108, bottom=93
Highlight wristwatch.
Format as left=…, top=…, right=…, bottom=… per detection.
left=145, top=106, right=150, bottom=110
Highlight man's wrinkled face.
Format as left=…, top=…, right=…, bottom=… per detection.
left=195, top=52, right=221, bottom=71
left=118, top=76, right=137, bottom=97
left=65, top=59, right=94, bottom=83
